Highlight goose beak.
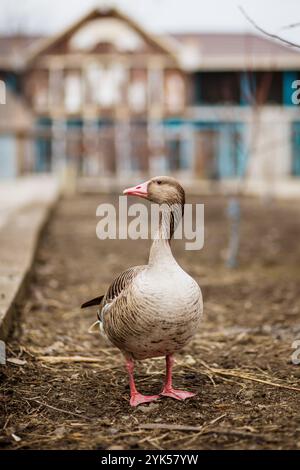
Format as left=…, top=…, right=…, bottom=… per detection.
left=123, top=180, right=149, bottom=198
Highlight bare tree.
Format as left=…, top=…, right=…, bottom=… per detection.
left=225, top=10, right=281, bottom=268
left=239, top=5, right=300, bottom=49
left=224, top=4, right=300, bottom=268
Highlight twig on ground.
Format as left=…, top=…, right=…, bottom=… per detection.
left=139, top=423, right=204, bottom=432
left=37, top=355, right=106, bottom=364
left=21, top=397, right=88, bottom=419
left=198, top=360, right=300, bottom=393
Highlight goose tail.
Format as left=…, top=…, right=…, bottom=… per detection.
left=81, top=295, right=104, bottom=309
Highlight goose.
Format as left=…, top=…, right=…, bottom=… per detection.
left=82, top=176, right=203, bottom=407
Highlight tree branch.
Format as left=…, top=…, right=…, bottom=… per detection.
left=280, top=22, right=300, bottom=31
left=239, top=5, right=300, bottom=49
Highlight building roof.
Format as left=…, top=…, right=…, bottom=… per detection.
left=0, top=8, right=299, bottom=72
left=26, top=7, right=178, bottom=64
left=0, top=35, right=43, bottom=70
left=168, top=32, right=300, bottom=71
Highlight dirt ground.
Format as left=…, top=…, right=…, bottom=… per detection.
left=1, top=194, right=300, bottom=450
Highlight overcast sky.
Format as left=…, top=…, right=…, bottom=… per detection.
left=0, top=0, right=300, bottom=43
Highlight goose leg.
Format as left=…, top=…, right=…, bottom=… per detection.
left=161, top=355, right=196, bottom=400
left=126, top=359, right=160, bottom=407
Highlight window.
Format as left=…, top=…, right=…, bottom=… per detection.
left=194, top=72, right=240, bottom=105
left=128, top=69, right=147, bottom=113
left=165, top=72, right=185, bottom=113
left=33, top=70, right=49, bottom=111
left=148, top=68, right=163, bottom=107
left=49, top=68, right=64, bottom=107
left=65, top=72, right=82, bottom=112
left=85, top=63, right=101, bottom=105
left=255, top=72, right=282, bottom=105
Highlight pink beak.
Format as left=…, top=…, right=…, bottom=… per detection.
left=123, top=180, right=149, bottom=198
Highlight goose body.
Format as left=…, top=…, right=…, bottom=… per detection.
left=102, top=251, right=202, bottom=361
left=82, top=176, right=203, bottom=406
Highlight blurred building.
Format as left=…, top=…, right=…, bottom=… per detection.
left=0, top=6, right=300, bottom=186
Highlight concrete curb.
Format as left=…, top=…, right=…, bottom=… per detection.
left=0, top=185, right=59, bottom=341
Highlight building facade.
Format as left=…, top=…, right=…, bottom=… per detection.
left=0, top=6, right=300, bottom=187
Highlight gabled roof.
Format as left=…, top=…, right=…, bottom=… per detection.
left=1, top=11, right=299, bottom=73
left=27, top=6, right=178, bottom=64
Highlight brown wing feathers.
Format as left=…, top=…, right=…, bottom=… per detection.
left=81, top=266, right=145, bottom=310
left=105, top=266, right=145, bottom=303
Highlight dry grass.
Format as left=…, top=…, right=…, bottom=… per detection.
left=1, top=194, right=300, bottom=450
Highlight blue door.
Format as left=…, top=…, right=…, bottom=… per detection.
left=36, top=138, right=52, bottom=172
left=35, top=118, right=52, bottom=172
left=217, top=124, right=246, bottom=178
left=0, top=135, right=17, bottom=179
left=164, top=119, right=193, bottom=172
left=194, top=122, right=246, bottom=179
left=292, top=122, right=300, bottom=176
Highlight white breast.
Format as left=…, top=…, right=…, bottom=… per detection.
left=124, top=261, right=203, bottom=359
left=136, top=262, right=201, bottom=314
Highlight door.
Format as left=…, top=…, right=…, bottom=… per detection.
left=194, top=123, right=246, bottom=179
left=35, top=118, right=52, bottom=173
left=217, top=124, right=246, bottom=178
left=194, top=129, right=219, bottom=178
left=0, top=135, right=17, bottom=178
left=292, top=122, right=300, bottom=176
left=36, top=138, right=52, bottom=172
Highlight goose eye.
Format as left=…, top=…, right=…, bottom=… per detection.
left=156, top=181, right=162, bottom=185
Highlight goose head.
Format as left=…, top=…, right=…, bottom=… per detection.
left=123, top=176, right=185, bottom=207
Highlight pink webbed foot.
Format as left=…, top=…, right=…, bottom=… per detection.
left=125, top=359, right=160, bottom=407
left=130, top=393, right=160, bottom=407
left=161, top=355, right=197, bottom=401
left=161, top=388, right=196, bottom=401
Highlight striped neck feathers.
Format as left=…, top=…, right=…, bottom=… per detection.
left=149, top=202, right=184, bottom=266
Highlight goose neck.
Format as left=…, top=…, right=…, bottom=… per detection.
left=148, top=202, right=183, bottom=266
